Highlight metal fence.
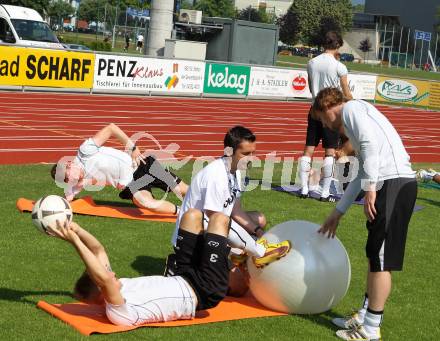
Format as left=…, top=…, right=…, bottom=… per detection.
left=377, top=24, right=439, bottom=71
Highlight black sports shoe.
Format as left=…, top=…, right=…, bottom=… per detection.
left=319, top=195, right=337, bottom=203
left=299, top=193, right=309, bottom=199
left=163, top=253, right=177, bottom=277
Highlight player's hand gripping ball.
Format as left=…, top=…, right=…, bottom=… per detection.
left=32, top=195, right=73, bottom=235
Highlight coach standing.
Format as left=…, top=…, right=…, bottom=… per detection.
left=299, top=31, right=352, bottom=201
left=313, top=88, right=417, bottom=341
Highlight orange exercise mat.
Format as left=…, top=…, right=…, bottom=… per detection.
left=16, top=196, right=177, bottom=223
left=37, top=296, right=287, bottom=336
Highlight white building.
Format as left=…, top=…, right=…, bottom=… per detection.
left=234, top=0, right=293, bottom=16
left=61, top=0, right=80, bottom=26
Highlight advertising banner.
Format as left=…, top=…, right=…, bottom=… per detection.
left=249, top=68, right=377, bottom=100
left=429, top=81, right=440, bottom=109
left=248, top=67, right=311, bottom=98
left=203, top=63, right=250, bottom=95
left=375, top=76, right=430, bottom=106
left=0, top=46, right=94, bottom=88
left=93, top=54, right=205, bottom=93
left=347, top=74, right=377, bottom=100
left=289, top=70, right=312, bottom=98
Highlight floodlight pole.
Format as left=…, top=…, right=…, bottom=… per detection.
left=412, top=33, right=417, bottom=70
left=112, top=25, right=116, bottom=48
left=419, top=39, right=424, bottom=69
left=397, top=26, right=403, bottom=68
left=103, top=3, right=107, bottom=38
left=388, top=25, right=395, bottom=67
left=125, top=8, right=128, bottom=34
left=147, top=0, right=174, bottom=56
left=426, top=38, right=431, bottom=68
left=112, top=4, right=118, bottom=49
left=434, top=33, right=439, bottom=69
left=381, top=24, right=387, bottom=66
left=404, top=28, right=410, bottom=69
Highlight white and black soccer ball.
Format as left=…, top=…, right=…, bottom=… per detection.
left=31, top=195, right=73, bottom=235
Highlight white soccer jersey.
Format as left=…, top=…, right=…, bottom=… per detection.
left=336, top=100, right=415, bottom=214
left=171, top=157, right=242, bottom=245
left=106, top=275, right=197, bottom=326
left=307, top=53, right=348, bottom=101
left=65, top=138, right=134, bottom=199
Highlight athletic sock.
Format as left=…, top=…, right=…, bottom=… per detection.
left=320, top=156, right=334, bottom=198
left=363, top=307, right=383, bottom=337
left=357, top=293, right=368, bottom=322
left=228, top=222, right=265, bottom=257
left=299, top=156, right=311, bottom=195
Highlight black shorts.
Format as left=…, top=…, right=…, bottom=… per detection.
left=174, top=231, right=231, bottom=311
left=366, top=178, right=417, bottom=272
left=137, top=41, right=143, bottom=48
left=119, top=155, right=182, bottom=200
left=306, top=107, right=339, bottom=149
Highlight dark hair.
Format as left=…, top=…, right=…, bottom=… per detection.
left=50, top=164, right=57, bottom=180
left=323, top=31, right=343, bottom=50
left=312, top=87, right=345, bottom=119
left=224, top=126, right=256, bottom=153
left=74, top=271, right=101, bottom=303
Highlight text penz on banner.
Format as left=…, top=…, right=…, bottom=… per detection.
left=93, top=54, right=205, bottom=94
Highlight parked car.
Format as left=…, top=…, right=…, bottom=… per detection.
left=340, top=53, right=354, bottom=62
left=63, top=23, right=74, bottom=32
left=66, top=44, right=91, bottom=51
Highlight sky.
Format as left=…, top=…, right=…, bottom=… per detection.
left=352, top=0, right=365, bottom=4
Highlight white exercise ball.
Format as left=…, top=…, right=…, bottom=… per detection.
left=247, top=220, right=351, bottom=314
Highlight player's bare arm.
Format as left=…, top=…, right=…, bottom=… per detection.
left=49, top=221, right=123, bottom=305
left=70, top=222, right=112, bottom=271
left=92, top=123, right=144, bottom=166
left=231, top=200, right=264, bottom=238
left=340, top=75, right=353, bottom=100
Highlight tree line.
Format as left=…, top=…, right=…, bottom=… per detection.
left=183, top=0, right=354, bottom=47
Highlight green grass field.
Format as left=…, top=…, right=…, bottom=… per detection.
left=277, top=55, right=440, bottom=81
left=60, top=31, right=142, bottom=54
left=1, top=162, right=439, bottom=339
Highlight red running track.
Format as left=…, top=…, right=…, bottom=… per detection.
left=0, top=91, right=439, bottom=164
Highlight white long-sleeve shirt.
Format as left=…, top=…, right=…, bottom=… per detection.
left=336, top=100, right=415, bottom=214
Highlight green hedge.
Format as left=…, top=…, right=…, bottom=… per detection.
left=57, top=35, right=111, bottom=52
